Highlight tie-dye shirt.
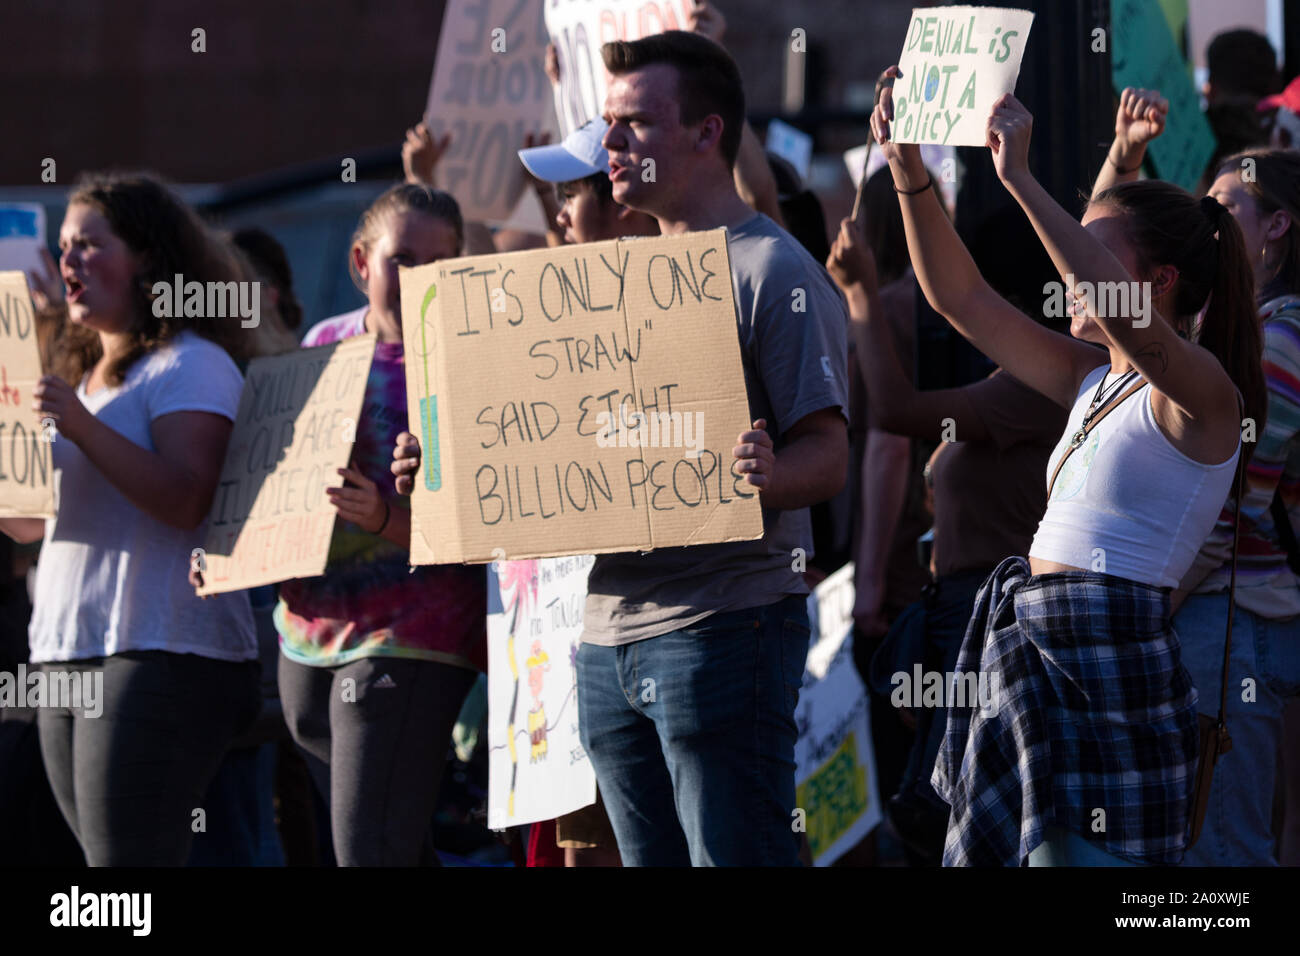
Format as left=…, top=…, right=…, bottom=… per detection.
left=274, top=308, right=486, bottom=671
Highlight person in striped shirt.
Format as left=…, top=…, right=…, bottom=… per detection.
left=1175, top=148, right=1300, bottom=866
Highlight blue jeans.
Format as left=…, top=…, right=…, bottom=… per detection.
left=1174, top=593, right=1300, bottom=866
left=576, top=596, right=810, bottom=866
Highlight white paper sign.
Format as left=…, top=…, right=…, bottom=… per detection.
left=796, top=562, right=882, bottom=866
left=844, top=142, right=959, bottom=211
left=893, top=5, right=1035, bottom=146
left=0, top=204, right=46, bottom=283
left=766, top=119, right=813, bottom=183
left=487, top=556, right=597, bottom=829
left=545, top=0, right=696, bottom=137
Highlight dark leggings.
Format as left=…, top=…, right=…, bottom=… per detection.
left=36, top=651, right=260, bottom=866
left=278, top=654, right=475, bottom=866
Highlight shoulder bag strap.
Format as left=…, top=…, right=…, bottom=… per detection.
left=1046, top=379, right=1147, bottom=499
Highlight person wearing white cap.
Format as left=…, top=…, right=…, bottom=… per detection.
left=517, top=118, right=660, bottom=248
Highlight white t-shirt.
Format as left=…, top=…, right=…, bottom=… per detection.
left=28, top=332, right=257, bottom=663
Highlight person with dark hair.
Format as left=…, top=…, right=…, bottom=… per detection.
left=566, top=30, right=848, bottom=867
left=1168, top=146, right=1300, bottom=866
left=196, top=183, right=485, bottom=866
left=231, top=227, right=304, bottom=333
left=828, top=202, right=1068, bottom=862
left=0, top=172, right=261, bottom=865
left=873, top=69, right=1264, bottom=865
left=1201, top=30, right=1281, bottom=188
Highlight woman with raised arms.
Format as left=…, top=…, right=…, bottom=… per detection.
left=871, top=66, right=1265, bottom=866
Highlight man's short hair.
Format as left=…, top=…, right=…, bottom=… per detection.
left=601, top=30, right=745, bottom=169
left=555, top=171, right=614, bottom=206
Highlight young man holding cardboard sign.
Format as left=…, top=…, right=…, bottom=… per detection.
left=579, top=31, right=849, bottom=866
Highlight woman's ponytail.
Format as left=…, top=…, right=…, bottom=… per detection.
left=1092, top=180, right=1266, bottom=453
left=1196, top=195, right=1267, bottom=445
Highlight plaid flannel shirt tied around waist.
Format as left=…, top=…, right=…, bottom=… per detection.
left=932, top=556, right=1200, bottom=866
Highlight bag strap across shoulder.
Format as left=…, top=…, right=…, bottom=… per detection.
left=1046, top=378, right=1147, bottom=499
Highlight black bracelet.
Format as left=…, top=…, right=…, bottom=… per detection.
left=373, top=499, right=391, bottom=536
left=893, top=175, right=934, bottom=196
left=1106, top=151, right=1140, bottom=175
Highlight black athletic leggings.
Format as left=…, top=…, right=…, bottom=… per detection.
left=37, top=650, right=260, bottom=866
left=278, top=654, right=475, bottom=866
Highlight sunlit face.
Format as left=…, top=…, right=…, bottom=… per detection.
left=601, top=64, right=694, bottom=214
left=58, top=202, right=142, bottom=333
left=354, top=210, right=460, bottom=333
left=555, top=181, right=618, bottom=244
left=1210, top=171, right=1272, bottom=285
left=1076, top=204, right=1150, bottom=344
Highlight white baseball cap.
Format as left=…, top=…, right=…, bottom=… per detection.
left=517, top=118, right=610, bottom=183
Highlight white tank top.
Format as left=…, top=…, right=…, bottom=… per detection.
left=1029, top=365, right=1240, bottom=588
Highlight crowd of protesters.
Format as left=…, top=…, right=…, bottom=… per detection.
left=1, top=6, right=1297, bottom=868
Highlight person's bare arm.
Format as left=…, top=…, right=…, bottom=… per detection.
left=735, top=122, right=785, bottom=227
left=735, top=409, right=848, bottom=511
left=0, top=518, right=45, bottom=543
left=34, top=376, right=231, bottom=530
left=828, top=216, right=991, bottom=441
left=872, top=70, right=1100, bottom=409
left=1091, top=87, right=1166, bottom=199
left=989, top=94, right=1239, bottom=438
left=854, top=427, right=910, bottom=635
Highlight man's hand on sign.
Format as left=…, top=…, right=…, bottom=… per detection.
left=687, top=1, right=726, bottom=45
left=329, top=464, right=388, bottom=533
left=869, top=65, right=927, bottom=190
left=403, top=122, right=452, bottom=187
left=733, top=418, right=776, bottom=491
left=391, top=431, right=421, bottom=496
left=986, top=94, right=1034, bottom=187
left=826, top=217, right=879, bottom=298
left=1115, top=87, right=1167, bottom=151
left=32, top=375, right=91, bottom=444
left=189, top=564, right=206, bottom=597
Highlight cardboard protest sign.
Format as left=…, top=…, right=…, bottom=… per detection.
left=196, top=335, right=374, bottom=595
left=400, top=229, right=762, bottom=563
left=487, top=555, right=597, bottom=828
left=0, top=204, right=47, bottom=281
left=545, top=0, right=696, bottom=136
left=892, top=5, right=1035, bottom=146
left=424, top=0, right=560, bottom=224
left=796, top=562, right=882, bottom=865
left=0, top=272, right=53, bottom=518
left=1111, top=0, right=1215, bottom=192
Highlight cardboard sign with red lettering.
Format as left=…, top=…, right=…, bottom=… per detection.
left=400, top=229, right=762, bottom=563
left=0, top=271, right=53, bottom=518
left=196, top=335, right=375, bottom=595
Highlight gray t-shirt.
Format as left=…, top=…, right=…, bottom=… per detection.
left=581, top=212, right=849, bottom=645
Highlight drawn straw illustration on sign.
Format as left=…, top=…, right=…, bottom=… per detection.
left=418, top=281, right=441, bottom=491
